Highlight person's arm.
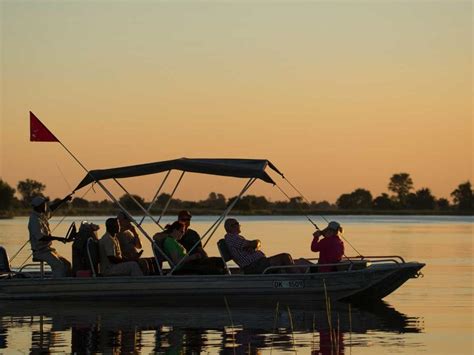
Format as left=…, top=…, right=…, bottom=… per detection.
left=244, top=239, right=261, bottom=250
left=311, top=231, right=323, bottom=252
left=128, top=225, right=142, bottom=249
left=40, top=235, right=68, bottom=243
left=49, top=194, right=73, bottom=212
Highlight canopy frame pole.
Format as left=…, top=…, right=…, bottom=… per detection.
left=113, top=178, right=164, bottom=230
left=157, top=171, right=185, bottom=224
left=202, top=178, right=256, bottom=248
left=92, top=179, right=171, bottom=274
left=139, top=170, right=171, bottom=226
left=168, top=177, right=256, bottom=275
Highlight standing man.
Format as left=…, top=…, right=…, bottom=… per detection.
left=99, top=218, right=143, bottom=276
left=28, top=195, right=73, bottom=278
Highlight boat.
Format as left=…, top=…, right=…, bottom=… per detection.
left=0, top=158, right=424, bottom=303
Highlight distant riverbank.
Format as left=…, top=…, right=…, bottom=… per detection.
left=2, top=208, right=472, bottom=218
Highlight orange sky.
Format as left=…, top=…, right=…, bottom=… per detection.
left=1, top=1, right=472, bottom=203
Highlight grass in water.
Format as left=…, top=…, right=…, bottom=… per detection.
left=286, top=305, right=296, bottom=353
left=223, top=296, right=236, bottom=355
left=269, top=301, right=280, bottom=354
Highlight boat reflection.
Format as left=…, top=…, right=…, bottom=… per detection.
left=0, top=300, right=422, bottom=353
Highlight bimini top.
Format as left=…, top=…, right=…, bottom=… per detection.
left=74, top=158, right=283, bottom=191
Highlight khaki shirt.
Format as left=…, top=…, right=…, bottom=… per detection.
left=28, top=211, right=53, bottom=255
left=99, top=232, right=122, bottom=274
left=117, top=230, right=140, bottom=259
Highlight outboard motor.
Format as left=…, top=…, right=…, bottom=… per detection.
left=72, top=222, right=100, bottom=276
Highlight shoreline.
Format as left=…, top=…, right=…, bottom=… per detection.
left=1, top=209, right=472, bottom=218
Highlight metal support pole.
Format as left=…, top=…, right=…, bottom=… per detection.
left=139, top=170, right=171, bottom=226
left=157, top=171, right=185, bottom=224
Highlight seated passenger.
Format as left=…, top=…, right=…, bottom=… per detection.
left=162, top=221, right=224, bottom=275
left=117, top=211, right=158, bottom=275
left=311, top=221, right=345, bottom=272
left=177, top=210, right=225, bottom=270
left=72, top=222, right=100, bottom=276
left=224, top=218, right=302, bottom=274
left=98, top=218, right=143, bottom=277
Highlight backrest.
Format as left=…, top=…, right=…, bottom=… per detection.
left=217, top=239, right=232, bottom=275
left=217, top=239, right=232, bottom=262
left=0, top=246, right=11, bottom=273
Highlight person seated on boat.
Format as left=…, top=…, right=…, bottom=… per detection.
left=72, top=221, right=100, bottom=276
left=28, top=195, right=73, bottom=278
left=311, top=221, right=345, bottom=272
left=224, top=218, right=302, bottom=274
left=177, top=210, right=225, bottom=270
left=98, top=218, right=143, bottom=277
left=162, top=221, right=224, bottom=275
left=116, top=211, right=158, bottom=275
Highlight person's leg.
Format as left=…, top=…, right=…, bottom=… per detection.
left=37, top=251, right=69, bottom=278
left=267, top=253, right=300, bottom=273
left=108, top=262, right=144, bottom=276
left=58, top=256, right=73, bottom=276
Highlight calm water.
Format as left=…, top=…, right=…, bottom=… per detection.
left=0, top=215, right=472, bottom=354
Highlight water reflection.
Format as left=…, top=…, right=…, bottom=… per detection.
left=0, top=300, right=422, bottom=353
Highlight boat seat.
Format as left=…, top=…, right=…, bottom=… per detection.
left=0, top=246, right=12, bottom=275
left=217, top=239, right=233, bottom=275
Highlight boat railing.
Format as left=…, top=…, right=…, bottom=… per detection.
left=261, top=255, right=406, bottom=274
left=345, top=255, right=406, bottom=264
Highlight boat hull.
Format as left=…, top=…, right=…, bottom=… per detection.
left=0, top=263, right=423, bottom=304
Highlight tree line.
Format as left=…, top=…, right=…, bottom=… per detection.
left=0, top=173, right=472, bottom=215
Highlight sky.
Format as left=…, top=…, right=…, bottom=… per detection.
left=1, top=0, right=472, bottom=204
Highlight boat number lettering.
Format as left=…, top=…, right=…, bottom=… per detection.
left=273, top=280, right=304, bottom=289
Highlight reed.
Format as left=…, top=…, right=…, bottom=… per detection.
left=269, top=301, right=279, bottom=355
left=223, top=296, right=236, bottom=355
left=349, top=303, right=352, bottom=355
left=286, top=305, right=296, bottom=353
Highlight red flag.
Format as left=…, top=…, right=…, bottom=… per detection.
left=30, top=111, right=59, bottom=142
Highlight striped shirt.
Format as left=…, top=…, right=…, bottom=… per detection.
left=224, top=233, right=266, bottom=268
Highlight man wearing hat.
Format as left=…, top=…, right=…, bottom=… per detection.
left=28, top=195, right=73, bottom=278
left=311, top=221, right=345, bottom=273
left=177, top=210, right=207, bottom=258
left=177, top=210, right=225, bottom=273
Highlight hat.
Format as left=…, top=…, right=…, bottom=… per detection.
left=31, top=196, right=46, bottom=207
left=178, top=210, right=192, bottom=219
left=324, top=221, right=342, bottom=232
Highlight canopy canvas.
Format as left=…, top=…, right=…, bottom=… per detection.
left=74, top=158, right=283, bottom=191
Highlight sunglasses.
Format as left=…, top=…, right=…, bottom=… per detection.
left=180, top=217, right=191, bottom=221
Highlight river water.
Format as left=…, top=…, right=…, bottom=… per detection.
left=0, top=215, right=472, bottom=354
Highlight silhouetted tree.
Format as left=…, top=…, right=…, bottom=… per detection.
left=388, top=173, right=413, bottom=207
left=337, top=188, right=372, bottom=209
left=0, top=179, right=15, bottom=210
left=451, top=181, right=473, bottom=211
left=373, top=193, right=394, bottom=210
left=119, top=194, right=146, bottom=211
left=310, top=200, right=332, bottom=210
left=231, top=195, right=270, bottom=211
left=202, top=192, right=227, bottom=209
left=72, top=197, right=89, bottom=209
left=436, top=198, right=450, bottom=211
left=17, top=179, right=46, bottom=207
left=406, top=188, right=436, bottom=210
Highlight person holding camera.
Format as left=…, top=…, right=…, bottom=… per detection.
left=311, top=221, right=345, bottom=272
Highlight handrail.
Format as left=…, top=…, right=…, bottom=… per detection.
left=345, top=255, right=406, bottom=263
